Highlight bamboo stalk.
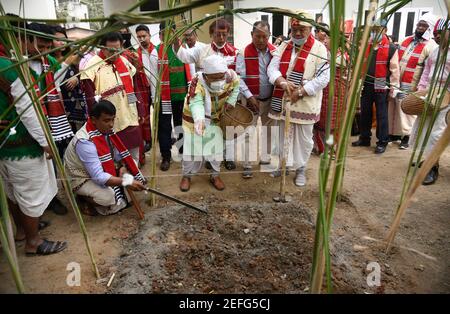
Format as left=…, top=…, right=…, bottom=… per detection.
left=0, top=6, right=100, bottom=279
left=310, top=0, right=379, bottom=293
left=385, top=123, right=450, bottom=250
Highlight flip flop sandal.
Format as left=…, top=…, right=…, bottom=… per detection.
left=26, top=239, right=67, bottom=256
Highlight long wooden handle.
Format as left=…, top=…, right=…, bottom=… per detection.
left=280, top=102, right=291, bottom=199
left=126, top=188, right=145, bottom=220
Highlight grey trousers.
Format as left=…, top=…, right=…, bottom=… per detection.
left=182, top=156, right=221, bottom=177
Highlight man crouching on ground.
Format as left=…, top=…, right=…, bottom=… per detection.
left=64, top=100, right=146, bottom=215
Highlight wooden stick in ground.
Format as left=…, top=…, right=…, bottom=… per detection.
left=279, top=101, right=291, bottom=202
left=126, top=188, right=145, bottom=220
left=385, top=123, right=450, bottom=251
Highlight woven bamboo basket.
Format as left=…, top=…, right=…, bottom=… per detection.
left=220, top=102, right=255, bottom=139
left=401, top=90, right=450, bottom=115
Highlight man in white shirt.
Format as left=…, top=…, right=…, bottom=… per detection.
left=236, top=20, right=277, bottom=178
left=183, top=28, right=206, bottom=76
left=174, top=19, right=239, bottom=170
left=267, top=11, right=330, bottom=187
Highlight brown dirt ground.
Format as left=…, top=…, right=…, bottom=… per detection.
left=0, top=137, right=449, bottom=294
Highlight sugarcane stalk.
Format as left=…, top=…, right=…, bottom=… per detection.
left=311, top=0, right=379, bottom=293
left=386, top=123, right=450, bottom=250
left=0, top=6, right=100, bottom=279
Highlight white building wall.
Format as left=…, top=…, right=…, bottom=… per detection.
left=66, top=2, right=91, bottom=29
left=232, top=0, right=448, bottom=49
left=102, top=0, right=161, bottom=46
left=2, top=0, right=57, bottom=19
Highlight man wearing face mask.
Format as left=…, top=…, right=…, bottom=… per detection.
left=174, top=19, right=239, bottom=171
left=174, top=19, right=238, bottom=72
left=81, top=32, right=142, bottom=165
left=267, top=11, right=330, bottom=187
left=352, top=20, right=400, bottom=154
left=408, top=18, right=450, bottom=185
left=236, top=20, right=277, bottom=178
left=179, top=55, right=240, bottom=192
left=388, top=14, right=438, bottom=149
left=150, top=22, right=192, bottom=172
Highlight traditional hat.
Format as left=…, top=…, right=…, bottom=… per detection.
left=291, top=10, right=314, bottom=27
left=202, top=54, right=228, bottom=74
left=434, top=18, right=450, bottom=33
left=419, top=13, right=438, bottom=40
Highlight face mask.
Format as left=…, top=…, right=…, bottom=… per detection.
left=291, top=37, right=306, bottom=46
left=213, top=42, right=226, bottom=50
left=208, top=79, right=226, bottom=93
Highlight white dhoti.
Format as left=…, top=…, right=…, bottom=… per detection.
left=242, top=99, right=277, bottom=167
left=388, top=95, right=417, bottom=136
left=409, top=105, right=450, bottom=155
left=0, top=155, right=57, bottom=218
left=277, top=121, right=314, bottom=170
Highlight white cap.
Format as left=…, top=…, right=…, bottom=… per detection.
left=202, top=54, right=228, bottom=74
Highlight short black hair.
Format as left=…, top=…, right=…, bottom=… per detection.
left=89, top=100, right=116, bottom=118
left=136, top=24, right=150, bottom=34
left=252, top=20, right=271, bottom=33
left=209, top=18, right=230, bottom=34
left=159, top=21, right=176, bottom=32
left=99, top=32, right=123, bottom=46
left=6, top=13, right=26, bottom=30
left=27, top=22, right=54, bottom=42
left=316, top=22, right=330, bottom=35
left=52, top=25, right=67, bottom=38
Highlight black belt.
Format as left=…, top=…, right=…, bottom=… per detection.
left=258, top=96, right=271, bottom=101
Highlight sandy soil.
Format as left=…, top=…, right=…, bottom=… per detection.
left=0, top=137, right=449, bottom=294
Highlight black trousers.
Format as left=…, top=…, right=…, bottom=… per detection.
left=359, top=84, right=389, bottom=146
left=158, top=100, right=184, bottom=160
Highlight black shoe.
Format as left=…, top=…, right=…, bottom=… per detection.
left=160, top=159, right=170, bottom=171
left=422, top=165, right=439, bottom=185
left=389, top=135, right=401, bottom=142
left=144, top=142, right=152, bottom=152
left=352, top=139, right=371, bottom=147
left=223, top=160, right=236, bottom=170
left=399, top=136, right=410, bottom=150
left=48, top=198, right=68, bottom=215
left=374, top=145, right=387, bottom=154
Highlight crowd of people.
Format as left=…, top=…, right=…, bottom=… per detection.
left=0, top=10, right=449, bottom=256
